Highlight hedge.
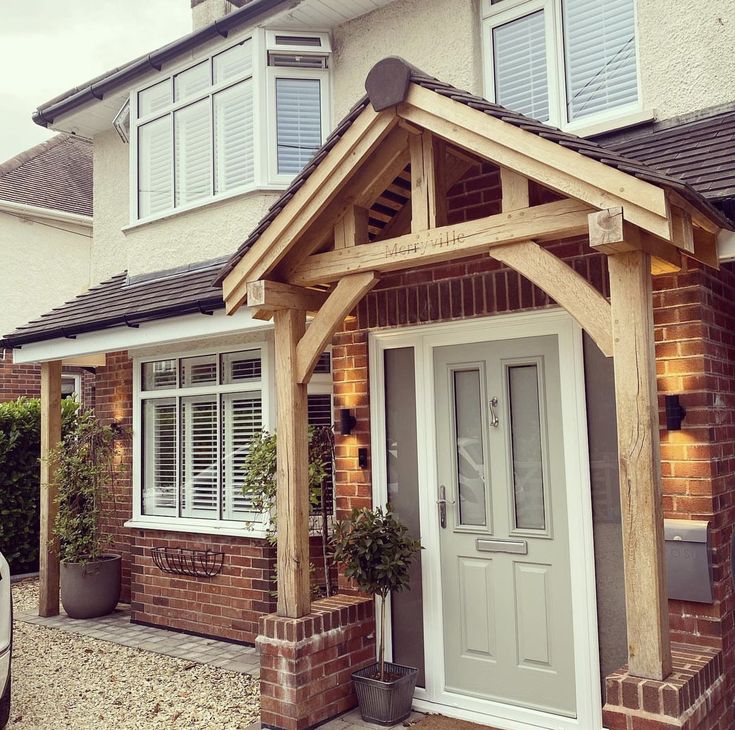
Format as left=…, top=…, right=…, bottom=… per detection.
left=0, top=397, right=77, bottom=574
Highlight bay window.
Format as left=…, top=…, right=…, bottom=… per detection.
left=132, top=30, right=330, bottom=221
left=482, top=0, right=641, bottom=131
left=135, top=346, right=333, bottom=531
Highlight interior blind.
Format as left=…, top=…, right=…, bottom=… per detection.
left=143, top=399, right=177, bottom=516
left=222, top=392, right=263, bottom=519
left=181, top=395, right=218, bottom=518
left=493, top=10, right=549, bottom=121
left=138, top=115, right=173, bottom=218
left=275, top=77, right=322, bottom=175
left=564, top=0, right=638, bottom=121
left=308, top=393, right=334, bottom=516
left=214, top=80, right=255, bottom=193
left=174, top=98, right=212, bottom=207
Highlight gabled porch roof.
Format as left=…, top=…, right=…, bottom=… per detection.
left=216, top=57, right=731, bottom=304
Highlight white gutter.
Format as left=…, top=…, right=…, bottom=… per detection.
left=12, top=308, right=269, bottom=364
left=0, top=199, right=92, bottom=227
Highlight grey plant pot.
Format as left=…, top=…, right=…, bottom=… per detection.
left=352, top=661, right=418, bottom=726
left=60, top=554, right=122, bottom=619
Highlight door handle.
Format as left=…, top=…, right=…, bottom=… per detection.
left=437, top=485, right=455, bottom=529
left=489, top=397, right=500, bottom=428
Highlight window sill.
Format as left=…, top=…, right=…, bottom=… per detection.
left=122, top=184, right=288, bottom=233
left=565, top=108, right=655, bottom=139
left=124, top=519, right=270, bottom=540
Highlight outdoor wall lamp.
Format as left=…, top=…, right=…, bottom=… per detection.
left=665, top=395, right=687, bottom=431
left=338, top=408, right=357, bottom=436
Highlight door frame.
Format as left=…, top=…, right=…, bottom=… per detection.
left=368, top=309, right=604, bottom=730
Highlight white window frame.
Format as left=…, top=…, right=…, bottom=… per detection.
left=61, top=373, right=83, bottom=403
left=481, top=0, right=648, bottom=136
left=128, top=341, right=334, bottom=538
left=128, top=28, right=332, bottom=225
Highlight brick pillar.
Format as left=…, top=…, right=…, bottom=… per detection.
left=258, top=594, right=375, bottom=730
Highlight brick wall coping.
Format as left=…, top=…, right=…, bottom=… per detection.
left=605, top=643, right=722, bottom=720
left=258, top=594, right=373, bottom=644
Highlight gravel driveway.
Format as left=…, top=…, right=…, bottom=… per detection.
left=10, top=579, right=260, bottom=729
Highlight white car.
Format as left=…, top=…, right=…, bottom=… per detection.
left=0, top=553, right=10, bottom=728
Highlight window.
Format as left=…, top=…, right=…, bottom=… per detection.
left=134, top=345, right=333, bottom=531
left=482, top=0, right=640, bottom=130
left=61, top=374, right=82, bottom=402
left=132, top=30, right=331, bottom=221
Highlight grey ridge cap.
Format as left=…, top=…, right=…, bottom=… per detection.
left=215, top=57, right=734, bottom=287
left=32, top=0, right=289, bottom=128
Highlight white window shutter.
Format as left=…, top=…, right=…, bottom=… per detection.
left=143, top=399, right=177, bottom=516
left=138, top=116, right=173, bottom=218
left=563, top=0, right=638, bottom=121
left=275, top=77, right=323, bottom=175
left=181, top=395, right=219, bottom=518
left=222, top=392, right=263, bottom=519
left=174, top=99, right=212, bottom=206
left=493, top=10, right=550, bottom=121
left=214, top=80, right=255, bottom=193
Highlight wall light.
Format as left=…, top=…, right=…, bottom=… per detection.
left=338, top=408, right=357, bottom=436
left=665, top=395, right=687, bottom=431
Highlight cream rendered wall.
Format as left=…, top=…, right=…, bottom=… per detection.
left=637, top=0, right=735, bottom=121
left=0, top=210, right=91, bottom=336
left=92, top=127, right=279, bottom=281
left=332, top=0, right=483, bottom=122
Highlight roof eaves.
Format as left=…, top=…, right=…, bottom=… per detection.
left=33, top=0, right=290, bottom=128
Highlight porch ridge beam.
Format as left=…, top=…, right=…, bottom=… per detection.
left=398, top=86, right=673, bottom=242
left=295, top=271, right=378, bottom=384
left=39, top=360, right=62, bottom=618
left=490, top=240, right=614, bottom=357
left=224, top=109, right=398, bottom=311
left=608, top=250, right=672, bottom=681
left=290, top=199, right=594, bottom=287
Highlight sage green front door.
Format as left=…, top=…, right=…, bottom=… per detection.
left=433, top=335, right=576, bottom=717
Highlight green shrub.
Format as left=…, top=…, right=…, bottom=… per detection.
left=0, top=397, right=77, bottom=574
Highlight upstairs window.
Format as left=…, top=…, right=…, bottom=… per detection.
left=482, top=0, right=640, bottom=130
left=133, top=31, right=330, bottom=221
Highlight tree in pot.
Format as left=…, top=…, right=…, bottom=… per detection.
left=51, top=409, right=123, bottom=619
left=332, top=506, right=422, bottom=726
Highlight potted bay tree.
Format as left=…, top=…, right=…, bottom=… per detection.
left=51, top=409, right=123, bottom=619
left=332, top=506, right=421, bottom=726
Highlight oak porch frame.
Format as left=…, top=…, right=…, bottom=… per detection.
left=219, top=75, right=725, bottom=684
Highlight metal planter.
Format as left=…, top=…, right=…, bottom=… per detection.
left=352, top=661, right=418, bottom=726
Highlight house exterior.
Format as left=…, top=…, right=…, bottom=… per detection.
left=5, top=1, right=735, bottom=729
left=0, top=135, right=95, bottom=404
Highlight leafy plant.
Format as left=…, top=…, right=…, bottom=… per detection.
left=332, top=506, right=421, bottom=680
left=51, top=409, right=122, bottom=564
left=241, top=425, right=335, bottom=596
left=0, top=397, right=77, bottom=573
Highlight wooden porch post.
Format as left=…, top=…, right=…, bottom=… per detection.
left=39, top=360, right=62, bottom=617
left=273, top=308, right=311, bottom=618
left=608, top=250, right=672, bottom=680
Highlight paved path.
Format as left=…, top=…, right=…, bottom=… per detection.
left=17, top=603, right=260, bottom=676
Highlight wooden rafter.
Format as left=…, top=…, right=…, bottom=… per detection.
left=490, top=240, right=614, bottom=357
left=334, top=206, right=370, bottom=249
left=246, top=280, right=330, bottom=313
left=295, top=272, right=378, bottom=384
left=398, top=84, right=674, bottom=243
left=290, top=199, right=594, bottom=287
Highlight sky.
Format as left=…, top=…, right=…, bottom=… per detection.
left=0, top=0, right=193, bottom=162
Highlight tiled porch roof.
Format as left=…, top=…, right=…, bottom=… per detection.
left=215, top=58, right=733, bottom=285
left=0, top=259, right=226, bottom=348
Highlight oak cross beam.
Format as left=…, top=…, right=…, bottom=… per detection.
left=291, top=199, right=594, bottom=287
left=490, top=240, right=614, bottom=357
left=246, top=280, right=330, bottom=313
left=296, top=271, right=378, bottom=384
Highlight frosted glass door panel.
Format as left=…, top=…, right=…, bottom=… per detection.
left=453, top=369, right=487, bottom=527
left=508, top=365, right=546, bottom=530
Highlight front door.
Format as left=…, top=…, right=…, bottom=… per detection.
left=433, top=335, right=576, bottom=717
